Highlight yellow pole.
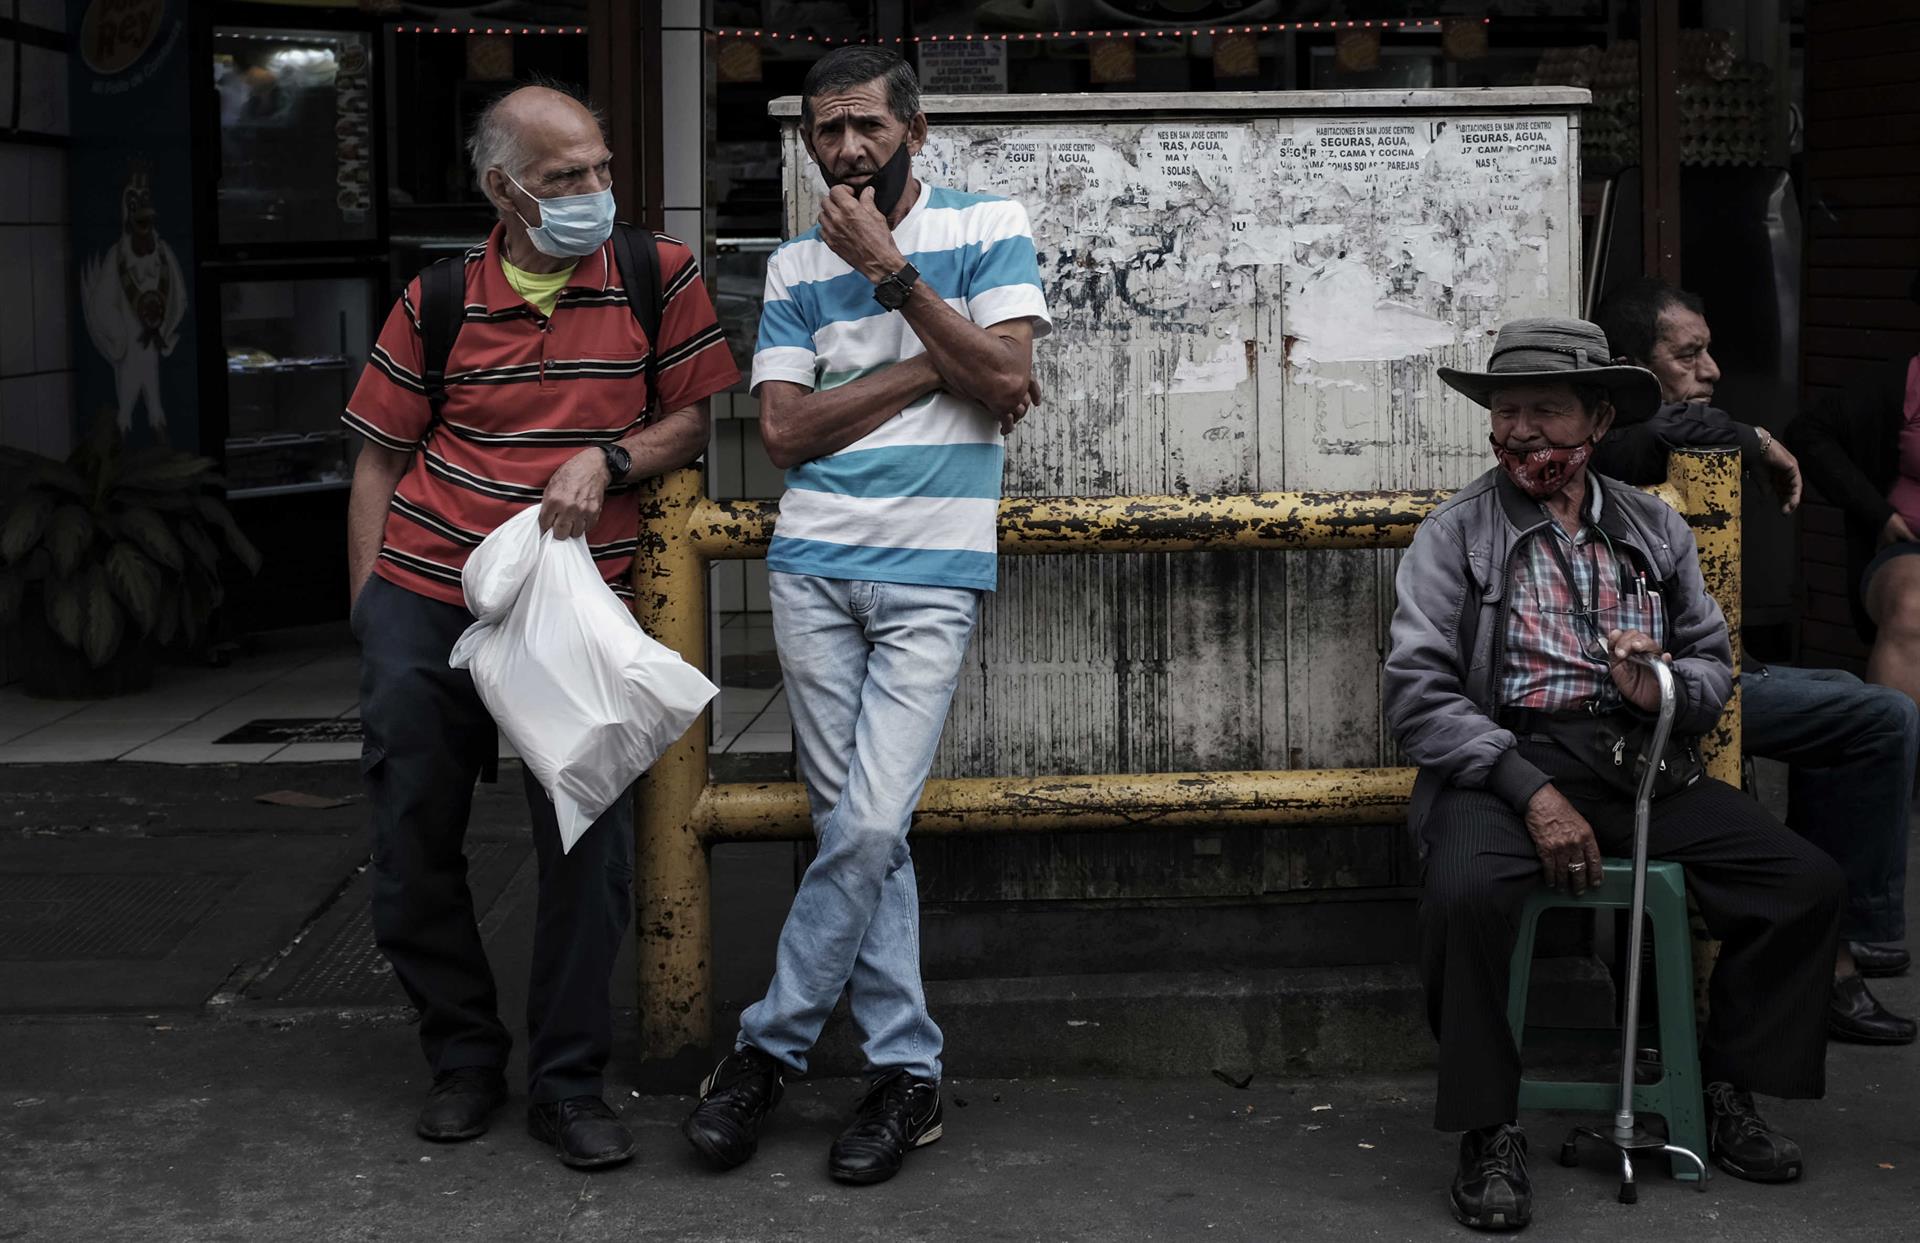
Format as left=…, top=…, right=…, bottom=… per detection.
left=1653, top=447, right=1741, bottom=785
left=1654, top=447, right=1740, bottom=1015
left=693, top=768, right=1416, bottom=843
left=633, top=467, right=714, bottom=1069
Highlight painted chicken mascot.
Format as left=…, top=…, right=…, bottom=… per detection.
left=81, top=164, right=187, bottom=438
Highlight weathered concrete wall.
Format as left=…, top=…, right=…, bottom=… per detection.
left=775, top=90, right=1587, bottom=908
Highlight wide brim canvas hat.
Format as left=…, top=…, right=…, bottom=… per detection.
left=1437, top=316, right=1662, bottom=424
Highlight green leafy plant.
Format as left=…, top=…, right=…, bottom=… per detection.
left=0, top=416, right=261, bottom=668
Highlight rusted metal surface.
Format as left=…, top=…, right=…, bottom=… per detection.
left=632, top=468, right=715, bottom=1066
left=690, top=490, right=1451, bottom=560
left=1656, top=448, right=1742, bottom=784
left=690, top=768, right=1418, bottom=844
left=629, top=450, right=1742, bottom=1063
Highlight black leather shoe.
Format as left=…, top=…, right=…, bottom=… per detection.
left=415, top=1066, right=506, bottom=1142
left=527, top=1096, right=636, bottom=1169
left=1830, top=974, right=1918, bottom=1045
left=1449, top=1124, right=1531, bottom=1231
left=1706, top=1082, right=1802, bottom=1183
left=683, top=1046, right=786, bottom=1171
left=1850, top=941, right=1911, bottom=978
left=828, top=1069, right=943, bottom=1186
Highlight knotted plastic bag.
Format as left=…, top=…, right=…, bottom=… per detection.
left=449, top=506, right=717, bottom=851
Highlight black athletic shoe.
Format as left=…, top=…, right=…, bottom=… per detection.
left=1706, top=1081, right=1802, bottom=1183
left=682, top=1046, right=786, bottom=1170
left=1449, top=1123, right=1532, bottom=1232
left=527, top=1096, right=637, bottom=1170
left=827, top=1069, right=943, bottom=1186
left=415, top=1066, right=507, bottom=1142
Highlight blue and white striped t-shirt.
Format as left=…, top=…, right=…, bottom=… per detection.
left=749, top=182, right=1052, bottom=592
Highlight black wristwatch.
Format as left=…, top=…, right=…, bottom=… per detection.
left=873, top=261, right=920, bottom=311
left=597, top=441, right=632, bottom=482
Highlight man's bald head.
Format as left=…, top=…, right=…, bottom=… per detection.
left=468, top=81, right=610, bottom=217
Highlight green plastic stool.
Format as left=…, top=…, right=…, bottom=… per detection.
left=1505, top=858, right=1709, bottom=1183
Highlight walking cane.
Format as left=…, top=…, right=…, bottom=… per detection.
left=1558, top=654, right=1709, bottom=1202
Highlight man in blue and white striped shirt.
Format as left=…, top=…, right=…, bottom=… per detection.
left=683, top=46, right=1050, bottom=1186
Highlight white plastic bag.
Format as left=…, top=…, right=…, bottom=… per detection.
left=449, top=507, right=717, bottom=852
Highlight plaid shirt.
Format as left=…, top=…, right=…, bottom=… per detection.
left=1499, top=482, right=1666, bottom=711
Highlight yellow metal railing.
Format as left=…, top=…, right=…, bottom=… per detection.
left=631, top=448, right=1741, bottom=1066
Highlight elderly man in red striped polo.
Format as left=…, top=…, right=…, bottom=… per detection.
left=342, top=83, right=738, bottom=1169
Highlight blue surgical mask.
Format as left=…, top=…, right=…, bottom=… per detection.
left=506, top=171, right=616, bottom=258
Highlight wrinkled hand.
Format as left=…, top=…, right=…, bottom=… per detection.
left=540, top=449, right=610, bottom=542
left=818, top=185, right=907, bottom=282
left=1604, top=628, right=1672, bottom=714
left=1882, top=512, right=1918, bottom=548
left=1525, top=783, right=1604, bottom=893
left=1000, top=377, right=1044, bottom=435
left=1762, top=437, right=1802, bottom=514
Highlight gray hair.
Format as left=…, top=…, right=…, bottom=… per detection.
left=467, top=77, right=607, bottom=192
left=800, top=46, right=921, bottom=129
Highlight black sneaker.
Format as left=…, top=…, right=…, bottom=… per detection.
left=827, top=1069, right=943, bottom=1186
left=415, top=1066, right=507, bottom=1142
left=1449, top=1124, right=1531, bottom=1232
left=527, top=1096, right=637, bottom=1170
left=1706, top=1081, right=1803, bottom=1183
left=683, top=1046, right=786, bottom=1170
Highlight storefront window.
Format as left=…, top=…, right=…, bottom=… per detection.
left=221, top=276, right=376, bottom=496
left=214, top=27, right=376, bottom=246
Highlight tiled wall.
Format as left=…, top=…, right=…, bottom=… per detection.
left=708, top=391, right=780, bottom=614
left=0, top=10, right=74, bottom=462
left=1, top=8, right=75, bottom=686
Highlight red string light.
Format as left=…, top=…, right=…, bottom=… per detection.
left=387, top=20, right=1467, bottom=41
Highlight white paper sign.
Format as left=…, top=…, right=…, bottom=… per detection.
left=917, top=40, right=1008, bottom=94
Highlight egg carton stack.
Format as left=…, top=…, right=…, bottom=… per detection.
left=1534, top=31, right=1773, bottom=171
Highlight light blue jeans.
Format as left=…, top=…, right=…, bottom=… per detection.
left=736, top=571, right=981, bottom=1081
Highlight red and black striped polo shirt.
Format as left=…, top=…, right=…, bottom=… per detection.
left=343, top=223, right=740, bottom=607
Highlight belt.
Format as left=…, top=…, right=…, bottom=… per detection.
left=1495, top=704, right=1628, bottom=740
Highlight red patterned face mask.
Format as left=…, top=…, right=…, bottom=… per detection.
left=1490, top=436, right=1594, bottom=499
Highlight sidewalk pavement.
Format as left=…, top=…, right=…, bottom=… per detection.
left=0, top=760, right=1916, bottom=1240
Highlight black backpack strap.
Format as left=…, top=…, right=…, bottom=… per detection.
left=610, top=222, right=665, bottom=417
left=418, top=254, right=467, bottom=416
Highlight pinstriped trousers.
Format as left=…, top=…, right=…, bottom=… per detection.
left=1418, top=740, right=1843, bottom=1133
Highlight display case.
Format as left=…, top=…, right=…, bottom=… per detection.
left=219, top=270, right=379, bottom=497
left=213, top=24, right=378, bottom=247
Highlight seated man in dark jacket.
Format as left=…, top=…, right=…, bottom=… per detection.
left=1385, top=317, right=1844, bottom=1233
left=1781, top=275, right=1920, bottom=709
left=1592, top=276, right=1914, bottom=1040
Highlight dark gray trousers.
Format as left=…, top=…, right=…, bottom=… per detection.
left=354, top=573, right=634, bottom=1103
left=1418, top=740, right=1843, bottom=1133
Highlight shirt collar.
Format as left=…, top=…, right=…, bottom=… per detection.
left=479, top=222, right=614, bottom=314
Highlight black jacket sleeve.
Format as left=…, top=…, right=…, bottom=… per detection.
left=1786, top=369, right=1901, bottom=534
left=1594, top=402, right=1764, bottom=487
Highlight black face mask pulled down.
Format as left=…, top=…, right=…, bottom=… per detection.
left=823, top=139, right=913, bottom=217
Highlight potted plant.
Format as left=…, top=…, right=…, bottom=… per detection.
left=0, top=417, right=261, bottom=698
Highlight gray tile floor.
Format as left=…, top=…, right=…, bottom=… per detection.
left=0, top=614, right=790, bottom=764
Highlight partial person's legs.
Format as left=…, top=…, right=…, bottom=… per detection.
left=1418, top=784, right=1548, bottom=1231
left=1742, top=665, right=1913, bottom=948
left=522, top=771, right=636, bottom=1104
left=1865, top=553, right=1920, bottom=709
left=357, top=575, right=508, bottom=1141
left=1418, top=787, right=1551, bottom=1133
left=519, top=772, right=638, bottom=1168
left=739, top=577, right=976, bottom=1076
left=358, top=576, right=508, bottom=1077
left=1572, top=774, right=1842, bottom=1099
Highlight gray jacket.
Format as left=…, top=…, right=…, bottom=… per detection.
left=1383, top=467, right=1734, bottom=841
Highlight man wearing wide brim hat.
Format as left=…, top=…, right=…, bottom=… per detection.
left=1383, top=316, right=1844, bottom=1232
